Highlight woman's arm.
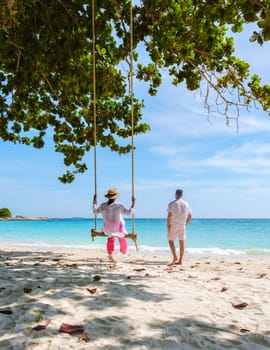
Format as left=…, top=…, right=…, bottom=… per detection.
left=92, top=194, right=101, bottom=215
left=120, top=197, right=135, bottom=216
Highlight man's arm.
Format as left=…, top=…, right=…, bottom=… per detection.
left=167, top=212, right=172, bottom=231
left=186, top=213, right=192, bottom=225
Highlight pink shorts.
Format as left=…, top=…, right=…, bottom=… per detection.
left=168, top=223, right=186, bottom=241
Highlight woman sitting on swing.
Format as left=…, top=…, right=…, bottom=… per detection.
left=93, top=188, right=135, bottom=262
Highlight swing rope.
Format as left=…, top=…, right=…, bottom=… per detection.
left=91, top=0, right=138, bottom=250
left=129, top=0, right=135, bottom=235
left=92, top=0, right=97, bottom=230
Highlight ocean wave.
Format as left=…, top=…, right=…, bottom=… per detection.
left=127, top=245, right=248, bottom=257
left=186, top=247, right=246, bottom=256
left=245, top=249, right=270, bottom=256
left=1, top=240, right=270, bottom=257
left=132, top=245, right=270, bottom=257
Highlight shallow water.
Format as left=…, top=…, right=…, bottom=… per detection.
left=1, top=218, right=270, bottom=257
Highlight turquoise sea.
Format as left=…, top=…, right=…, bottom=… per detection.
left=1, top=218, right=270, bottom=257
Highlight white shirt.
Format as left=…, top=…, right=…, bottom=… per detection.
left=93, top=202, right=134, bottom=237
left=167, top=199, right=192, bottom=225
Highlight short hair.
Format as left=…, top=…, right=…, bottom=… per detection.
left=175, top=189, right=183, bottom=196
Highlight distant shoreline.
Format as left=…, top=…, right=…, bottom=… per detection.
left=1, top=217, right=270, bottom=221
left=0, top=216, right=49, bottom=221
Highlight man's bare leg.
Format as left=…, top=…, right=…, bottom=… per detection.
left=168, top=240, right=178, bottom=265
left=178, top=240, right=185, bottom=265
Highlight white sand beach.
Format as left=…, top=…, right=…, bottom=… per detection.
left=0, top=247, right=270, bottom=349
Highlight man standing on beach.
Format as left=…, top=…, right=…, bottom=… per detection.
left=167, top=189, right=192, bottom=265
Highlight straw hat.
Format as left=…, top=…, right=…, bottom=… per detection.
left=104, top=188, right=120, bottom=200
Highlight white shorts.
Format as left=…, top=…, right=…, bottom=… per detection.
left=168, top=223, right=186, bottom=241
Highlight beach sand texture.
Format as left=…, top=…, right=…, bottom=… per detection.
left=0, top=248, right=270, bottom=349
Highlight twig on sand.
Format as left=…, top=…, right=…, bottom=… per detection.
left=231, top=302, right=248, bottom=309
left=32, top=320, right=51, bottom=331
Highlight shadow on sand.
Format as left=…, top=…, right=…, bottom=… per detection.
left=0, top=250, right=269, bottom=349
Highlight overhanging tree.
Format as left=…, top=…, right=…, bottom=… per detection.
left=1, top=0, right=270, bottom=182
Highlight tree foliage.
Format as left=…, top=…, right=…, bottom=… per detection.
left=0, top=207, right=12, bottom=218
left=1, top=0, right=270, bottom=182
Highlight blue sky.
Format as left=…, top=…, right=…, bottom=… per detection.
left=1, top=26, right=270, bottom=218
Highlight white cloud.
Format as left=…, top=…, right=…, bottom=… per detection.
left=0, top=177, right=15, bottom=184
left=146, top=104, right=270, bottom=139
left=167, top=141, right=270, bottom=176
left=149, top=145, right=194, bottom=156
left=118, top=175, right=270, bottom=194
left=23, top=189, right=71, bottom=194
left=115, top=179, right=190, bottom=193
left=233, top=113, right=270, bottom=135
left=202, top=142, right=270, bottom=174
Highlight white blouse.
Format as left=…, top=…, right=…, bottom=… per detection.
left=93, top=202, right=134, bottom=237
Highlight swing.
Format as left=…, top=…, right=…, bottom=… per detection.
left=90, top=0, right=138, bottom=251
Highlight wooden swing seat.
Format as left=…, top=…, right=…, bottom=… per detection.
left=91, top=229, right=138, bottom=250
